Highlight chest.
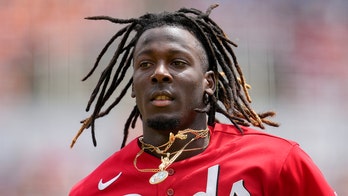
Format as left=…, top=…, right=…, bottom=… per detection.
left=87, top=148, right=282, bottom=196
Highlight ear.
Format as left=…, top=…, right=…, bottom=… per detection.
left=131, top=83, right=136, bottom=98
left=204, top=71, right=216, bottom=95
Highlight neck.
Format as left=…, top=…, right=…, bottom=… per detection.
left=139, top=127, right=210, bottom=161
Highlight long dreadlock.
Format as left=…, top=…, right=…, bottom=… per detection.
left=70, top=4, right=279, bottom=148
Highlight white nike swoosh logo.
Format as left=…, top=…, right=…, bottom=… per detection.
left=98, top=172, right=122, bottom=191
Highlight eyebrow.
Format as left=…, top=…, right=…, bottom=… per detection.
left=134, top=47, right=195, bottom=59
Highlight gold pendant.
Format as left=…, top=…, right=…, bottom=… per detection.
left=149, top=170, right=169, bottom=184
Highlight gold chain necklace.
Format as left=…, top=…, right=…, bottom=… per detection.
left=134, top=128, right=210, bottom=184
left=138, top=128, right=209, bottom=155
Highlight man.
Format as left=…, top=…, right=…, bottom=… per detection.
left=70, top=5, right=336, bottom=196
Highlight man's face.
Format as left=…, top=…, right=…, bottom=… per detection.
left=132, top=26, right=214, bottom=131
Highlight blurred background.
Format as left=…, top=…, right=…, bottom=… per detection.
left=1, top=0, right=347, bottom=195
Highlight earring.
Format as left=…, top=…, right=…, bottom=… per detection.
left=203, top=92, right=210, bottom=105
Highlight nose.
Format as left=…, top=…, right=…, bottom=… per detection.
left=151, top=63, right=173, bottom=83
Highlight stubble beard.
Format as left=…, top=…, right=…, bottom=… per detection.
left=146, top=116, right=180, bottom=131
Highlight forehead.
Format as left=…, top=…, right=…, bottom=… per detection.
left=133, top=26, right=205, bottom=56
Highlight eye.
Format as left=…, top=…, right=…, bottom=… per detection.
left=171, top=60, right=188, bottom=68
left=138, top=61, right=153, bottom=69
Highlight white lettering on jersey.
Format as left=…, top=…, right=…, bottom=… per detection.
left=230, top=180, right=250, bottom=196
left=122, top=164, right=251, bottom=196
left=194, top=164, right=219, bottom=196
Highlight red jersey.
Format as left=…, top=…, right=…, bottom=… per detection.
left=70, top=123, right=336, bottom=196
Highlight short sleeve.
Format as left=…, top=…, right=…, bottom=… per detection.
left=275, top=145, right=336, bottom=196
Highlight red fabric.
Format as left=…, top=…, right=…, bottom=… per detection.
left=70, top=123, right=335, bottom=196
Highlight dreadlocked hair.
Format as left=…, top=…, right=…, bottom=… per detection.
left=70, top=4, right=279, bottom=148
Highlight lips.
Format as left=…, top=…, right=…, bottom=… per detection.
left=150, top=91, right=174, bottom=107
